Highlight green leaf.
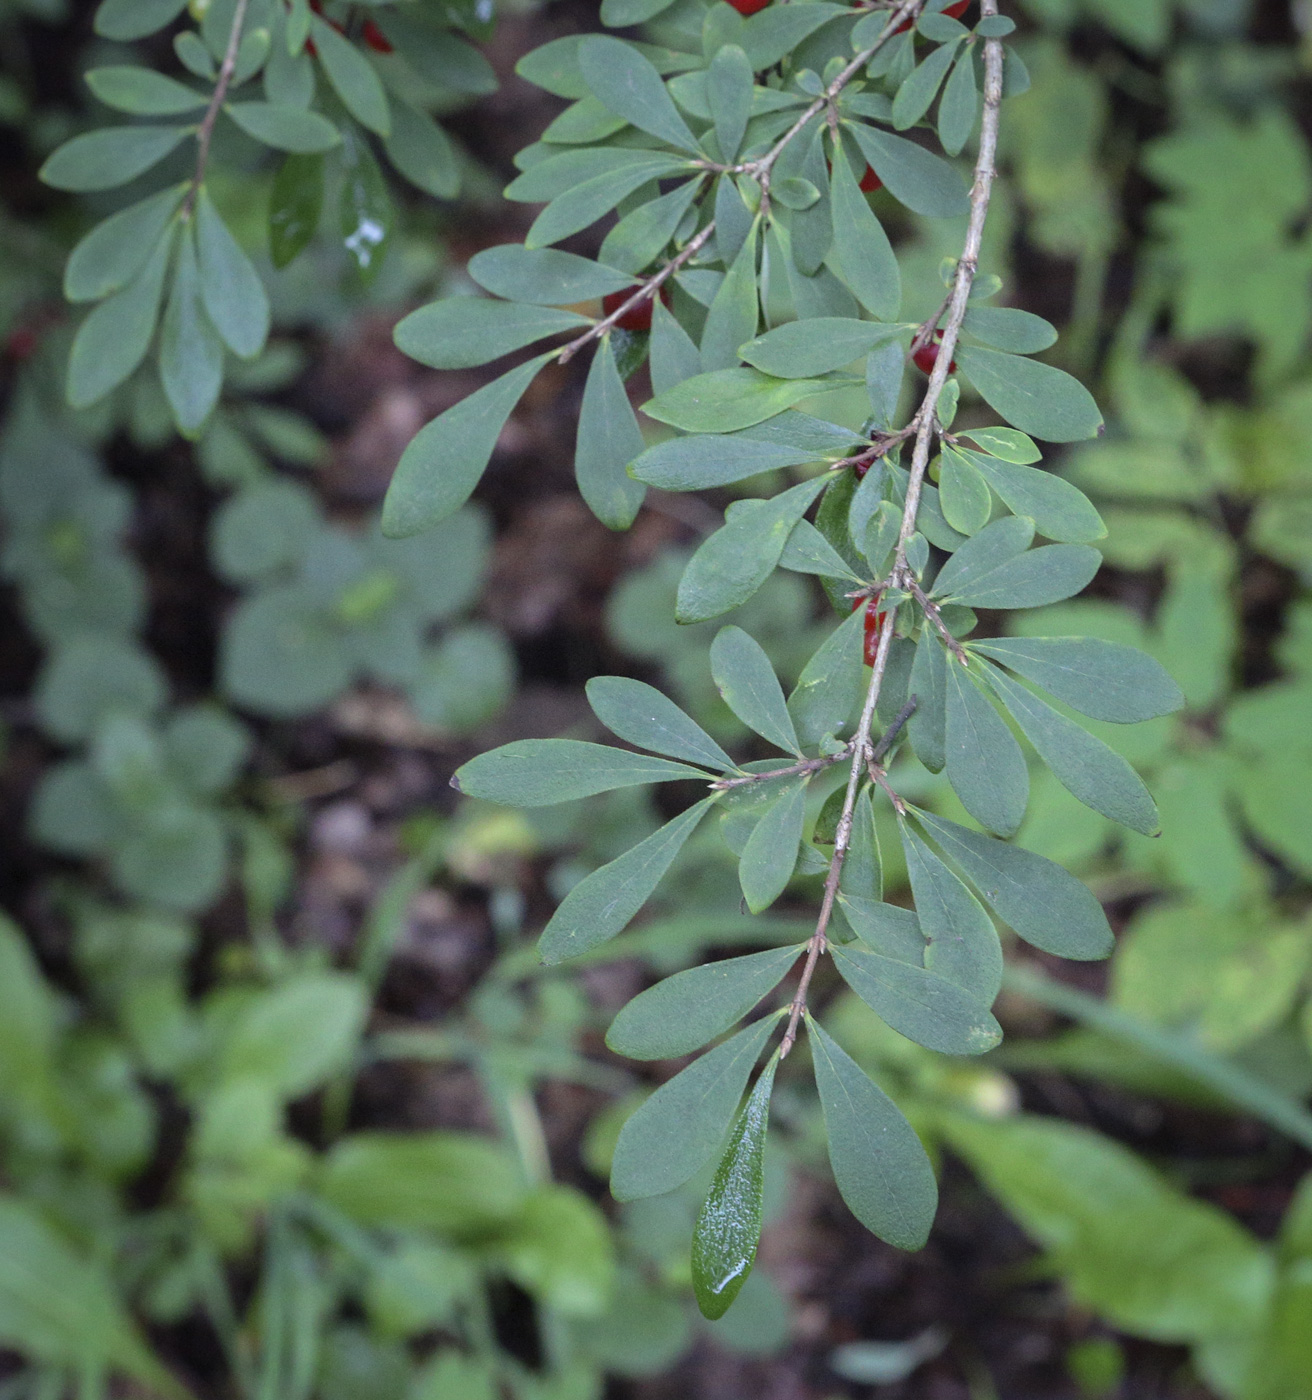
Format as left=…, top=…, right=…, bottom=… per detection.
left=527, top=156, right=690, bottom=248
left=650, top=297, right=703, bottom=396
left=789, top=603, right=865, bottom=748
left=382, top=354, right=550, bottom=537
left=374, top=13, right=496, bottom=94
left=907, top=631, right=947, bottom=772
left=310, top=16, right=390, bottom=135
left=195, top=188, right=270, bottom=360
left=40, top=124, right=188, bottom=192
left=454, top=738, right=708, bottom=807
left=268, top=152, right=324, bottom=267
left=677, top=479, right=827, bottom=624
left=159, top=223, right=224, bottom=435
left=693, top=1057, right=777, bottom=1321
left=788, top=119, right=832, bottom=277
left=900, top=824, right=1002, bottom=1000
left=578, top=35, right=698, bottom=153
left=607, top=947, right=802, bottom=1060
left=64, top=183, right=185, bottom=303
left=739, top=778, right=807, bottom=913
left=587, top=676, right=735, bottom=771
left=944, top=662, right=1029, bottom=838
left=832, top=944, right=1001, bottom=1056
left=576, top=336, right=647, bottom=529
left=937, top=51, right=978, bottom=158
left=929, top=514, right=1033, bottom=599
left=741, top=319, right=900, bottom=380
left=67, top=223, right=175, bottom=410
left=601, top=0, right=679, bottom=23
left=955, top=346, right=1103, bottom=443
left=701, top=223, right=759, bottom=372
left=739, top=2, right=851, bottom=70
left=384, top=98, right=459, bottom=200
left=629, top=434, right=820, bottom=490
left=611, top=1015, right=779, bottom=1201
left=538, top=799, right=714, bottom=964
left=969, top=638, right=1183, bottom=723
left=600, top=178, right=703, bottom=275
left=960, top=449, right=1105, bottom=543
left=808, top=1018, right=937, bottom=1250
left=847, top=120, right=970, bottom=217
left=839, top=787, right=882, bottom=902
left=469, top=245, right=633, bottom=305
left=644, top=367, right=833, bottom=433
left=339, top=125, right=391, bottom=282
left=707, top=44, right=753, bottom=164
left=962, top=306, right=1057, bottom=354
left=939, top=542, right=1103, bottom=610
left=838, top=896, right=925, bottom=963
left=937, top=446, right=992, bottom=535
left=711, top=625, right=803, bottom=755
left=891, top=38, right=960, bottom=130
left=395, top=298, right=590, bottom=370
left=827, top=149, right=902, bottom=321
left=914, top=810, right=1113, bottom=960
left=226, top=101, right=341, bottom=152
left=960, top=425, right=1041, bottom=462
left=781, top=519, right=865, bottom=580
left=86, top=65, right=206, bottom=115
left=982, top=664, right=1160, bottom=835
left=95, top=0, right=188, bottom=39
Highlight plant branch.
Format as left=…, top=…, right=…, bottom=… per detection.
left=182, top=0, right=251, bottom=219
left=906, top=575, right=967, bottom=663
left=778, top=4, right=1006, bottom=1059
left=872, top=695, right=917, bottom=763
left=711, top=751, right=849, bottom=791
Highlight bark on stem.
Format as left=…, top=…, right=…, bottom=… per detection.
left=182, top=0, right=251, bottom=219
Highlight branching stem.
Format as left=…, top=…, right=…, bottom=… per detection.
left=182, top=0, right=251, bottom=219
left=779, top=2, right=1006, bottom=1058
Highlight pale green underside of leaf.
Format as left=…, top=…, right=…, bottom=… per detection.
left=454, top=738, right=709, bottom=808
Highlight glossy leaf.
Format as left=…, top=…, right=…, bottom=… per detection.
left=538, top=799, right=714, bottom=964
left=901, top=824, right=1003, bottom=1001
left=711, top=625, right=803, bottom=756
left=937, top=446, right=993, bottom=535
left=956, top=346, right=1103, bottom=443
left=607, top=947, right=802, bottom=1060
left=944, top=662, right=1029, bottom=838
left=959, top=426, right=1041, bottom=463
left=692, top=1058, right=777, bottom=1320
left=741, top=318, right=902, bottom=379
left=914, top=810, right=1114, bottom=960
left=576, top=336, right=647, bottom=529
left=40, top=124, right=188, bottom=192
left=610, top=1015, right=778, bottom=1201
left=961, top=449, right=1105, bottom=543
left=382, top=354, right=551, bottom=537
left=268, top=153, right=324, bottom=267
left=454, top=738, right=708, bottom=807
left=586, top=676, right=735, bottom=771
left=339, top=126, right=391, bottom=282
left=808, top=1018, right=937, bottom=1250
left=195, top=188, right=270, bottom=360
left=930, top=514, right=1034, bottom=600
left=739, top=778, right=807, bottom=913
left=941, top=542, right=1103, bottom=610
left=962, top=306, right=1058, bottom=354
left=395, top=298, right=590, bottom=370
left=650, top=297, right=703, bottom=396
left=644, top=367, right=834, bottom=434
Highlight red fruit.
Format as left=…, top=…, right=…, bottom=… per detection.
left=5, top=326, right=38, bottom=361
left=602, top=285, right=669, bottom=334
left=893, top=0, right=969, bottom=34
left=859, top=164, right=882, bottom=193
left=912, top=329, right=956, bottom=376
left=362, top=18, right=393, bottom=52
left=854, top=594, right=888, bottom=666
left=727, top=0, right=771, bottom=12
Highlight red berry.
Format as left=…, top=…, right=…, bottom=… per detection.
left=854, top=594, right=888, bottom=666
left=727, top=0, right=771, bottom=12
left=912, top=329, right=956, bottom=376
left=602, top=285, right=670, bottom=334
left=859, top=165, right=882, bottom=193
left=362, top=18, right=393, bottom=52
left=893, top=0, right=969, bottom=34
left=5, top=326, right=38, bottom=361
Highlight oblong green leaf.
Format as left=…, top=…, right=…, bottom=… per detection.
left=838, top=787, right=882, bottom=903
left=940, top=542, right=1102, bottom=610
left=937, top=446, right=993, bottom=535
left=64, top=183, right=186, bottom=303
left=86, top=65, right=207, bottom=115
left=159, top=223, right=224, bottom=435
left=527, top=157, right=690, bottom=249
left=832, top=944, right=1001, bottom=1056
left=956, top=346, right=1103, bottom=443
left=982, top=665, right=1160, bottom=835
left=310, top=16, right=390, bottom=135
left=606, top=946, right=802, bottom=1060
left=600, top=178, right=703, bottom=275
left=969, top=637, right=1184, bottom=723
left=610, top=1015, right=779, bottom=1201
left=454, top=738, right=709, bottom=808
left=901, top=824, right=1002, bottom=1000
left=693, top=1057, right=776, bottom=1320
left=780, top=519, right=864, bottom=581
left=711, top=625, right=802, bottom=756
left=578, top=35, right=699, bottom=153
left=929, top=514, right=1034, bottom=600
left=708, top=43, right=753, bottom=165
left=847, top=120, right=970, bottom=217
left=944, top=662, right=1029, bottom=838
left=907, top=631, right=947, bottom=772
left=644, top=368, right=835, bottom=434
left=891, top=38, right=960, bottom=130
left=40, top=124, right=189, bottom=192
left=384, top=97, right=460, bottom=200
left=586, top=676, right=735, bottom=771
left=94, top=0, right=188, bottom=39
left=67, top=223, right=175, bottom=409
left=788, top=603, right=865, bottom=748
left=468, top=244, right=634, bottom=305
left=739, top=778, right=807, bottom=913
left=395, top=298, right=591, bottom=370
left=937, top=45, right=979, bottom=156
left=576, top=335, right=647, bottom=529
left=226, top=101, right=341, bottom=153
left=741, top=318, right=902, bottom=380
left=382, top=353, right=551, bottom=537
left=538, top=799, right=714, bottom=964
left=962, top=306, right=1057, bottom=354
left=739, top=2, right=851, bottom=69
left=913, top=810, right=1113, bottom=960
left=701, top=223, right=759, bottom=372
left=629, top=434, right=820, bottom=490
left=268, top=152, right=324, bottom=267
left=195, top=187, right=270, bottom=360
left=961, top=450, right=1105, bottom=544
left=808, top=1018, right=937, bottom=1250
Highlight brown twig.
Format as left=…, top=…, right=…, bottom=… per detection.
left=872, top=696, right=918, bottom=763
left=906, top=575, right=968, bottom=663
left=711, top=751, right=849, bottom=791
left=181, top=0, right=251, bottom=219
left=778, top=2, right=1007, bottom=1059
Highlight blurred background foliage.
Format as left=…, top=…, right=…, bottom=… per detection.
left=0, top=0, right=1311, bottom=1397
